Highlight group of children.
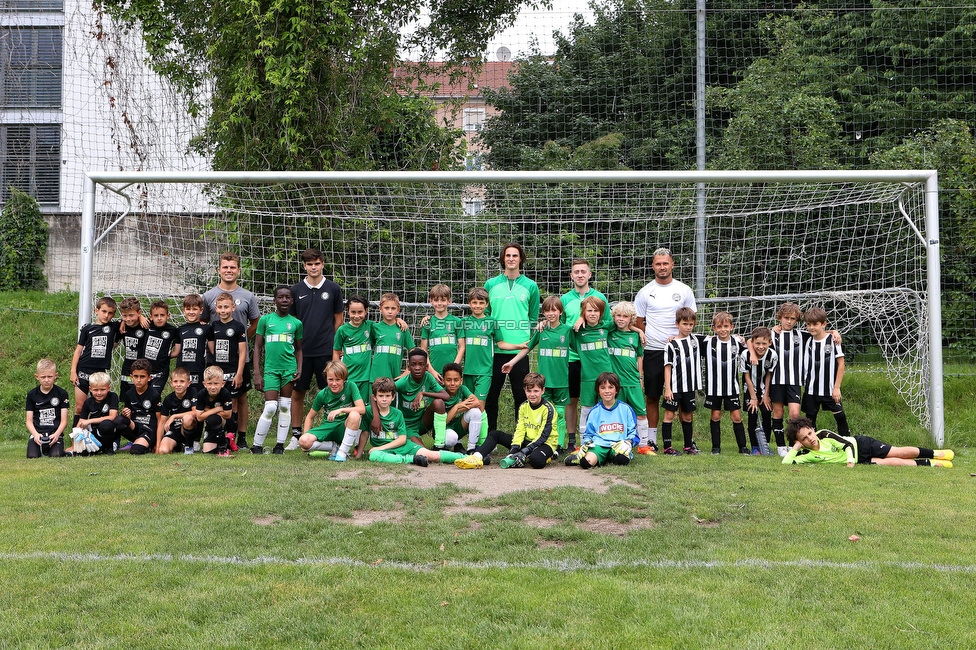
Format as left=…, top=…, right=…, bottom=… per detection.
left=26, top=284, right=952, bottom=470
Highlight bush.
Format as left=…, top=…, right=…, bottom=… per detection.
left=0, top=188, right=48, bottom=291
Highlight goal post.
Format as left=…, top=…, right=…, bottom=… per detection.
left=79, top=169, right=945, bottom=445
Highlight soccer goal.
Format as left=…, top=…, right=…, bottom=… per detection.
left=79, top=169, right=945, bottom=444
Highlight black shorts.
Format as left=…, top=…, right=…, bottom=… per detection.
left=643, top=350, right=666, bottom=399
left=704, top=395, right=741, bottom=412
left=663, top=391, right=697, bottom=413
left=223, top=367, right=253, bottom=397
left=568, top=360, right=582, bottom=399
left=769, top=384, right=801, bottom=405
left=74, top=369, right=103, bottom=395
left=295, top=355, right=330, bottom=392
left=802, top=393, right=843, bottom=414
left=854, top=435, right=891, bottom=464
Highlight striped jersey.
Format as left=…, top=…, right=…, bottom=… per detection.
left=770, top=328, right=809, bottom=386
left=803, top=336, right=844, bottom=397
left=664, top=335, right=703, bottom=393
left=703, top=336, right=745, bottom=397
left=739, top=348, right=778, bottom=399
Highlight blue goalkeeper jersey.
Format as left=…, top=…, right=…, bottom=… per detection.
left=582, top=400, right=639, bottom=448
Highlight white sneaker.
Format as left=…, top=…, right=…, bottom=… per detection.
left=285, top=437, right=301, bottom=451
left=192, top=441, right=201, bottom=452
left=184, top=446, right=194, bottom=455
left=777, top=446, right=789, bottom=457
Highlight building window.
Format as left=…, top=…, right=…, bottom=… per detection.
left=0, top=0, right=64, bottom=9
left=463, top=108, right=485, bottom=133
left=1, top=27, right=63, bottom=108
left=1, top=124, right=60, bottom=205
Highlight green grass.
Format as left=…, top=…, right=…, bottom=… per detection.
left=3, top=292, right=976, bottom=648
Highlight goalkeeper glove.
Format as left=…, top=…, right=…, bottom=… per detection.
left=509, top=444, right=522, bottom=455
left=611, top=440, right=632, bottom=457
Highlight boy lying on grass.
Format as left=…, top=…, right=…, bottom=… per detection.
left=783, top=417, right=953, bottom=467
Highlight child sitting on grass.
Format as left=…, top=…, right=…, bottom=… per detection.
left=783, top=417, right=953, bottom=467
left=363, top=377, right=465, bottom=466
left=566, top=372, right=639, bottom=468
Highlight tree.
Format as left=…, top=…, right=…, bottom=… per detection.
left=97, top=0, right=545, bottom=171
left=0, top=188, right=48, bottom=291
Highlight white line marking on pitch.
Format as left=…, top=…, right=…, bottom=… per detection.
left=2, top=552, right=975, bottom=574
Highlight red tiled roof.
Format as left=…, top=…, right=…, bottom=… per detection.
left=393, top=61, right=514, bottom=97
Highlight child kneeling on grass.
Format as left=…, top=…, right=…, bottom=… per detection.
left=363, top=377, right=465, bottom=466
left=783, top=417, right=953, bottom=467
left=566, top=372, right=639, bottom=468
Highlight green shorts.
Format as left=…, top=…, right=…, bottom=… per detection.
left=544, top=387, right=570, bottom=408
left=579, top=380, right=598, bottom=407
left=588, top=445, right=614, bottom=466
left=463, top=374, right=491, bottom=402
left=355, top=381, right=372, bottom=405
left=377, top=439, right=423, bottom=457
left=308, top=417, right=348, bottom=442
left=620, top=385, right=647, bottom=416
left=261, top=369, right=296, bottom=393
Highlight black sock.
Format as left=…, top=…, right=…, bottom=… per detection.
left=918, top=448, right=934, bottom=459
left=681, top=421, right=694, bottom=448
left=733, top=421, right=746, bottom=450
left=709, top=420, right=721, bottom=450
left=661, top=422, right=673, bottom=449
left=915, top=459, right=932, bottom=466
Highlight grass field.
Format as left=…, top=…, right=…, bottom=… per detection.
left=3, top=292, right=976, bottom=648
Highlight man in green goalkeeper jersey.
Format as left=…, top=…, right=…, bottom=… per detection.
left=483, top=242, right=540, bottom=430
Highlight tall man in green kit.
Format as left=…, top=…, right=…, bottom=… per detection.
left=483, top=242, right=540, bottom=430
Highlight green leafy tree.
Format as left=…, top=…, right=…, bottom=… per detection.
left=0, top=188, right=48, bottom=291
left=870, top=119, right=976, bottom=356
left=96, top=0, right=544, bottom=172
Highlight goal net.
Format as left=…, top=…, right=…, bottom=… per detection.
left=78, top=170, right=943, bottom=438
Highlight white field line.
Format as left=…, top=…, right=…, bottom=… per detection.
left=2, top=552, right=975, bottom=574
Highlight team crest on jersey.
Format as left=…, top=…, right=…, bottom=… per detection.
left=560, top=335, right=566, bottom=343
left=286, top=323, right=292, bottom=330
left=51, top=398, right=60, bottom=406
left=321, top=293, right=330, bottom=301
left=195, top=327, right=204, bottom=335
left=142, top=400, right=152, bottom=409
left=102, top=325, right=112, bottom=333
left=101, top=405, right=109, bottom=414
left=226, top=328, right=235, bottom=336
left=162, top=332, right=171, bottom=339
left=235, top=299, right=242, bottom=306
left=182, top=399, right=192, bottom=408
left=396, top=333, right=401, bottom=341
left=672, top=293, right=682, bottom=302
left=136, top=330, right=144, bottom=338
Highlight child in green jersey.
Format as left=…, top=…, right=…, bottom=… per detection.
left=440, top=363, right=484, bottom=453
left=300, top=361, right=365, bottom=461
left=501, top=296, right=572, bottom=452
left=573, top=296, right=613, bottom=434
left=460, top=287, right=495, bottom=402
left=420, top=284, right=464, bottom=384
left=333, top=295, right=374, bottom=400
left=364, top=377, right=464, bottom=466
left=784, top=417, right=953, bottom=467
left=392, top=348, right=451, bottom=450
left=608, top=301, right=653, bottom=454
left=252, top=286, right=304, bottom=454
left=370, top=293, right=414, bottom=383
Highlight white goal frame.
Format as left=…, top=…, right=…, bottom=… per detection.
left=80, top=169, right=945, bottom=445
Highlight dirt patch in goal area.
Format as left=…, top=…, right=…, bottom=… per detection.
left=334, top=463, right=641, bottom=503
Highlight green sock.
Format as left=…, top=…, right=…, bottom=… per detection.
left=433, top=412, right=447, bottom=448
left=438, top=450, right=465, bottom=464
left=478, top=416, right=488, bottom=445
left=555, top=404, right=566, bottom=448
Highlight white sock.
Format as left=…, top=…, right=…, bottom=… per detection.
left=465, top=409, right=482, bottom=450
left=253, top=400, right=277, bottom=447
left=309, top=440, right=334, bottom=452
left=648, top=427, right=658, bottom=446
left=638, top=419, right=649, bottom=446
left=275, top=397, right=291, bottom=444
left=444, top=428, right=459, bottom=449
left=337, top=426, right=359, bottom=456
left=579, top=405, right=592, bottom=431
